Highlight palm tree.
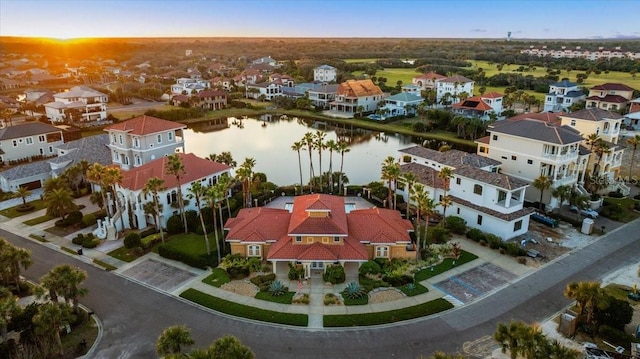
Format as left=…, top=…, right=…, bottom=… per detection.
left=40, top=264, right=88, bottom=314
left=494, top=321, right=529, bottom=359
left=532, top=175, right=553, bottom=211
left=0, top=240, right=32, bottom=294
left=210, top=335, right=255, bottom=359
left=593, top=140, right=611, bottom=176
left=585, top=133, right=601, bottom=153
left=204, top=186, right=221, bottom=264
left=218, top=173, right=233, bottom=218
left=0, top=288, right=20, bottom=341
left=236, top=157, right=256, bottom=208
left=551, top=184, right=572, bottom=208
left=314, top=131, right=326, bottom=192
left=156, top=325, right=195, bottom=356
left=291, top=141, right=305, bottom=194
left=626, top=134, right=639, bottom=178
left=142, top=177, right=166, bottom=243
left=302, top=132, right=316, bottom=190
left=437, top=166, right=453, bottom=225
left=541, top=339, right=582, bottom=359
left=33, top=302, right=71, bottom=357
left=104, top=166, right=124, bottom=231
left=325, top=139, right=338, bottom=192
left=87, top=163, right=109, bottom=215
left=44, top=187, right=76, bottom=220
left=381, top=156, right=400, bottom=209
left=402, top=172, right=417, bottom=219
left=188, top=182, right=211, bottom=256
left=337, top=140, right=350, bottom=195
left=43, top=176, right=68, bottom=195
left=439, top=195, right=453, bottom=227
left=427, top=352, right=465, bottom=359
left=208, top=151, right=237, bottom=167
left=165, top=154, right=188, bottom=233
left=13, top=186, right=31, bottom=206
left=564, top=281, right=610, bottom=326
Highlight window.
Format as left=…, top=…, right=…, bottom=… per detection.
left=134, top=137, right=139, bottom=148
left=492, top=135, right=498, bottom=141
left=12, top=140, right=17, bottom=147
left=456, top=178, right=461, bottom=185
left=112, top=134, right=117, bottom=143
left=333, top=237, right=340, bottom=243
left=118, top=135, right=123, bottom=145
left=514, top=220, right=523, bottom=231
left=456, top=208, right=460, bottom=214
left=38, top=135, right=46, bottom=142
left=322, top=237, right=329, bottom=244
left=157, top=134, right=162, bottom=143
left=570, top=119, right=576, bottom=126
left=39, top=148, right=44, bottom=155
left=473, top=184, right=483, bottom=195
left=168, top=132, right=174, bottom=141
left=527, top=159, right=533, bottom=165
left=479, top=146, right=486, bottom=153
left=375, top=246, right=389, bottom=258
left=135, top=156, right=141, bottom=166
left=48, top=146, right=53, bottom=153
left=295, top=236, right=302, bottom=243
left=511, top=155, right=517, bottom=161
left=477, top=215, right=483, bottom=225
left=247, top=245, right=261, bottom=257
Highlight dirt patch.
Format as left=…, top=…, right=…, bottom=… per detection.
left=221, top=281, right=259, bottom=297
left=369, top=288, right=404, bottom=303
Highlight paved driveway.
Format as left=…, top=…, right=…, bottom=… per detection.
left=434, top=263, right=517, bottom=304
left=121, top=258, right=196, bottom=292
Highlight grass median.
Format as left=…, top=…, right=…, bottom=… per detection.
left=180, top=288, right=308, bottom=327
left=324, top=298, right=453, bottom=327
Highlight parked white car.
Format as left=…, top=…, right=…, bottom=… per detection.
left=569, top=205, right=599, bottom=219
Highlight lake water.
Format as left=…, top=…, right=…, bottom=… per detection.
left=182, top=116, right=417, bottom=187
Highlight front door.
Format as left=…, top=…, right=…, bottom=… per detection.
left=311, top=262, right=324, bottom=270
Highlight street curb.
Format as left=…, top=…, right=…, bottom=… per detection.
left=78, top=303, right=102, bottom=359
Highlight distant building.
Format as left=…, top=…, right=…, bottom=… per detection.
left=44, top=86, right=109, bottom=123
left=543, top=80, right=585, bottom=113
left=329, top=79, right=384, bottom=117
left=435, top=74, right=474, bottom=105
left=313, top=65, right=337, bottom=82
left=586, top=83, right=635, bottom=112
left=0, top=122, right=64, bottom=165
left=412, top=72, right=446, bottom=91
left=170, top=78, right=211, bottom=96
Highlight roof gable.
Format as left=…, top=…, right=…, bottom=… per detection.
left=338, top=79, right=383, bottom=97
left=104, top=115, right=186, bottom=135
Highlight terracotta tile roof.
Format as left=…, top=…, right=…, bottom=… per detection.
left=439, top=74, right=474, bottom=84
left=104, top=115, right=186, bottom=135
left=481, top=92, right=503, bottom=99
left=453, top=166, right=529, bottom=190
left=560, top=108, right=623, bottom=121
left=347, top=208, right=413, bottom=244
left=452, top=96, right=493, bottom=111
left=450, top=195, right=535, bottom=222
left=585, top=94, right=629, bottom=103
left=287, top=194, right=348, bottom=235
left=120, top=153, right=231, bottom=191
left=224, top=207, right=291, bottom=242
left=591, top=83, right=635, bottom=91
left=172, top=95, right=189, bottom=102
left=508, top=112, right=565, bottom=124
left=338, top=79, right=383, bottom=98
left=267, top=237, right=368, bottom=261
left=399, top=146, right=501, bottom=168
left=489, top=119, right=584, bottom=145
left=414, top=72, right=446, bottom=80
left=400, top=163, right=446, bottom=189
left=197, top=90, right=227, bottom=98
left=475, top=136, right=490, bottom=144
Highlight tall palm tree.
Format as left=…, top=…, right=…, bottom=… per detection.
left=165, top=154, right=188, bottom=233
left=188, top=182, right=211, bottom=256
left=337, top=140, right=350, bottom=195
left=42, top=176, right=67, bottom=195
left=585, top=133, right=601, bottom=152
left=593, top=140, right=611, bottom=176
left=208, top=151, right=237, bottom=167
left=156, top=325, right=195, bottom=357
left=325, top=139, right=338, bottom=192
left=44, top=187, right=76, bottom=220
left=33, top=302, right=70, bottom=357
left=0, top=288, right=20, bottom=341
left=532, top=175, right=553, bottom=211
left=104, top=166, right=124, bottom=231
left=0, top=241, right=32, bottom=294
left=437, top=166, right=453, bottom=225
left=381, top=156, right=400, bottom=209
left=302, top=132, right=316, bottom=191
left=40, top=264, right=88, bottom=314
left=142, top=177, right=166, bottom=243
left=551, top=184, right=572, bottom=208
left=564, top=281, right=610, bottom=325
left=314, top=131, right=326, bottom=192
left=402, top=172, right=417, bottom=219
left=291, top=141, right=305, bottom=194
left=87, top=163, right=108, bottom=215
left=218, top=173, right=233, bottom=218
left=204, top=186, right=221, bottom=263
left=494, top=321, right=529, bottom=359
left=13, top=186, right=31, bottom=206
left=626, top=134, right=639, bottom=178
left=439, top=195, right=452, bottom=227
left=236, top=157, right=256, bottom=208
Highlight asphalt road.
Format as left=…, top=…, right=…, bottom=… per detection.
left=2, top=219, right=639, bottom=358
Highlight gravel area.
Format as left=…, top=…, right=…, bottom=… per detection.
left=221, top=281, right=259, bottom=297
left=368, top=288, right=405, bottom=303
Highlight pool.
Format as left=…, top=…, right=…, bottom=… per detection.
left=345, top=203, right=356, bottom=213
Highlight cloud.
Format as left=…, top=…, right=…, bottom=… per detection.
left=513, top=30, right=523, bottom=34
left=543, top=28, right=551, bottom=32
left=470, top=29, right=487, bottom=33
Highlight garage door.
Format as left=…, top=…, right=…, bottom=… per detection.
left=20, top=180, right=42, bottom=190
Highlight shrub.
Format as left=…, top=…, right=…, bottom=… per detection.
left=65, top=210, right=83, bottom=226
left=288, top=262, right=305, bottom=280
left=82, top=237, right=100, bottom=248
left=55, top=219, right=71, bottom=228
left=499, top=248, right=507, bottom=255
left=597, top=325, right=638, bottom=349
left=185, top=210, right=199, bottom=232
left=466, top=228, right=485, bottom=242
left=81, top=213, right=97, bottom=227
left=247, top=257, right=262, bottom=273
left=250, top=273, right=276, bottom=286
left=427, top=226, right=450, bottom=244
left=72, top=233, right=84, bottom=245
left=292, top=293, right=310, bottom=304
left=323, top=265, right=346, bottom=284
left=486, top=234, right=502, bottom=249
left=324, top=293, right=341, bottom=305
left=268, top=280, right=288, bottom=296
left=124, top=232, right=142, bottom=249
left=517, top=257, right=527, bottom=265
left=504, top=242, right=526, bottom=257
left=445, top=216, right=467, bottom=234
left=343, top=282, right=367, bottom=299
left=383, top=274, right=414, bottom=287
left=479, top=239, right=488, bottom=246
left=358, top=260, right=382, bottom=276
left=141, top=233, right=162, bottom=248
left=227, top=265, right=250, bottom=280
left=166, top=215, right=184, bottom=234
left=157, top=244, right=217, bottom=270
left=608, top=191, right=624, bottom=198
left=140, top=227, right=158, bottom=238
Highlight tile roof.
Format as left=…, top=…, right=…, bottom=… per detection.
left=507, top=111, right=566, bottom=124
left=120, top=153, right=231, bottom=191
left=591, top=83, right=635, bottom=91
left=439, top=74, right=474, bottom=84
left=54, top=85, right=107, bottom=99
left=585, top=94, right=629, bottom=103
left=0, top=160, right=50, bottom=181
left=400, top=163, right=446, bottom=189
left=489, top=119, right=584, bottom=144
left=104, top=115, right=186, bottom=136
left=385, top=92, right=422, bottom=102
left=338, top=79, right=383, bottom=98
left=560, top=108, right=623, bottom=121
left=0, top=122, right=61, bottom=140
left=481, top=92, right=503, bottom=99
left=551, top=80, right=578, bottom=87
left=450, top=195, right=535, bottom=222
left=475, top=136, right=490, bottom=144
left=564, top=90, right=585, bottom=98
left=197, top=90, right=227, bottom=98
left=49, top=134, right=111, bottom=166
left=347, top=208, right=413, bottom=244
left=452, top=96, right=493, bottom=111
left=287, top=194, right=348, bottom=235
left=399, top=146, right=501, bottom=168
left=414, top=72, right=446, bottom=80
left=453, top=166, right=529, bottom=190
left=267, top=237, right=368, bottom=261
left=224, top=207, right=291, bottom=242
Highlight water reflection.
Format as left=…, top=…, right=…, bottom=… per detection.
left=183, top=116, right=416, bottom=187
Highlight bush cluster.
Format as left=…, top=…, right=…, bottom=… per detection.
left=250, top=273, right=277, bottom=292
left=323, top=265, right=346, bottom=284
left=124, top=232, right=142, bottom=249
left=288, top=262, right=305, bottom=280
left=81, top=213, right=97, bottom=227
left=466, top=228, right=526, bottom=257
left=600, top=201, right=624, bottom=221
left=158, top=244, right=217, bottom=270
left=444, top=216, right=467, bottom=234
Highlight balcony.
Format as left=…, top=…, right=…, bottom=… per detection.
left=553, top=174, right=578, bottom=186
left=541, top=151, right=578, bottom=162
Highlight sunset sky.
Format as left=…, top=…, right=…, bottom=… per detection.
left=1, top=0, right=638, bottom=40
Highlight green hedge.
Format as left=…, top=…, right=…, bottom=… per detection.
left=323, top=298, right=453, bottom=327
left=180, top=289, right=307, bottom=326
left=158, top=244, right=217, bottom=269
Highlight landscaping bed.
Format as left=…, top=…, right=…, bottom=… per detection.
left=414, top=250, right=478, bottom=281
left=323, top=298, right=453, bottom=327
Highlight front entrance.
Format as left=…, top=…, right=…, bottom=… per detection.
left=310, top=262, right=324, bottom=270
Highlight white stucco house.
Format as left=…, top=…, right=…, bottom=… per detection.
left=379, top=92, right=422, bottom=118
left=329, top=79, right=384, bottom=117
left=170, top=78, right=211, bottom=95
left=543, top=80, right=585, bottom=113
left=398, top=146, right=533, bottom=240
left=435, top=74, right=474, bottom=105
left=44, top=86, right=109, bottom=123
left=314, top=65, right=337, bottom=82
left=412, top=72, right=446, bottom=91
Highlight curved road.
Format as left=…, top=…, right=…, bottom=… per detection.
left=2, top=220, right=639, bottom=358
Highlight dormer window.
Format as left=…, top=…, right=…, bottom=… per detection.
left=295, top=236, right=302, bottom=243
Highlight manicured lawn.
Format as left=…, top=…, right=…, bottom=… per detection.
left=255, top=291, right=295, bottom=304
left=22, top=214, right=55, bottom=225
left=180, top=288, right=308, bottom=326
left=352, top=67, right=419, bottom=86
left=107, top=246, right=138, bottom=263
left=399, top=282, right=429, bottom=296
left=110, top=104, right=174, bottom=120
left=93, top=259, right=117, bottom=271
left=344, top=58, right=380, bottom=63
left=343, top=295, right=368, bottom=306
left=601, top=197, right=640, bottom=223
left=202, top=268, right=230, bottom=288
left=323, top=298, right=453, bottom=327
left=0, top=199, right=46, bottom=218
left=414, top=250, right=479, bottom=282
left=161, top=232, right=218, bottom=255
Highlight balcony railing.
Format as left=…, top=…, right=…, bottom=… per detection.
left=541, top=152, right=578, bottom=161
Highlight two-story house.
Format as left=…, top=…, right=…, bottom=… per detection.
left=558, top=109, right=626, bottom=190
left=412, top=72, right=446, bottom=91
left=44, top=86, right=109, bottom=123
left=252, top=56, right=278, bottom=66
left=170, top=78, right=211, bottom=96
left=104, top=115, right=186, bottom=170
left=586, top=83, right=635, bottom=111
left=225, top=194, right=414, bottom=279
left=329, top=79, right=384, bottom=117
left=246, top=82, right=282, bottom=101
left=196, top=90, right=227, bottom=110
left=451, top=93, right=503, bottom=120
left=435, top=74, right=475, bottom=105
left=476, top=119, right=588, bottom=209
left=398, top=146, right=533, bottom=240
left=379, top=92, right=422, bottom=118
left=0, top=122, right=64, bottom=166
left=307, top=84, right=339, bottom=109
left=313, top=65, right=337, bottom=82
left=543, top=80, right=586, bottom=112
